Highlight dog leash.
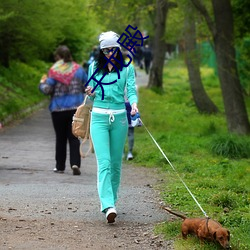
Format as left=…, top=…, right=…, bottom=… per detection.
left=139, top=118, right=209, bottom=218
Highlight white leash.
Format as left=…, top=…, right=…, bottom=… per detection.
left=139, top=118, right=209, bottom=218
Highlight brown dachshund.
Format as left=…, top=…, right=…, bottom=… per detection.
left=162, top=207, right=231, bottom=249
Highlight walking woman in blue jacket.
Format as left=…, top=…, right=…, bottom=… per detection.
left=85, top=31, right=138, bottom=223
left=39, top=45, right=87, bottom=175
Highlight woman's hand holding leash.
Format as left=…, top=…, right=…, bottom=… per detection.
left=85, top=86, right=95, bottom=97
left=131, top=103, right=138, bottom=116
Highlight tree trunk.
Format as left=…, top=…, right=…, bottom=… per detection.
left=191, top=0, right=250, bottom=134
left=212, top=0, right=250, bottom=134
left=148, top=0, right=168, bottom=89
left=184, top=4, right=218, bottom=114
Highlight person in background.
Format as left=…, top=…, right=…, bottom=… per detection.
left=87, top=46, right=99, bottom=70
left=122, top=49, right=137, bottom=161
left=85, top=31, right=138, bottom=223
left=143, top=44, right=152, bottom=74
left=125, top=101, right=135, bottom=160
left=39, top=45, right=87, bottom=175
left=134, top=46, right=144, bottom=69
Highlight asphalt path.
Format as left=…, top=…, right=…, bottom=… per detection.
left=0, top=69, right=172, bottom=249
left=0, top=106, right=165, bottom=222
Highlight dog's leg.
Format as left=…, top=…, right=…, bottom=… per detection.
left=181, top=231, right=188, bottom=239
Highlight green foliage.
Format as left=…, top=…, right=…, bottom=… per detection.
left=92, top=0, right=155, bottom=43
left=232, top=0, right=250, bottom=39
left=0, top=0, right=99, bottom=66
left=130, top=58, right=250, bottom=249
left=164, top=0, right=213, bottom=45
left=210, top=135, right=250, bottom=159
left=154, top=221, right=181, bottom=240
left=210, top=191, right=238, bottom=209
left=165, top=2, right=184, bottom=44
left=0, top=60, right=49, bottom=122
left=236, top=37, right=250, bottom=95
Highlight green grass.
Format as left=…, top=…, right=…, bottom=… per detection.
left=0, top=60, right=50, bottom=123
left=129, top=58, right=250, bottom=250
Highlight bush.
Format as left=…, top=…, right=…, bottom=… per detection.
left=0, top=60, right=48, bottom=123
left=210, top=135, right=250, bottom=159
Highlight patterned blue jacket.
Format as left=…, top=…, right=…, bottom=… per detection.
left=39, top=67, right=87, bottom=112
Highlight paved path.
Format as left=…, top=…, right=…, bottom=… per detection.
left=0, top=71, right=174, bottom=249
left=0, top=67, right=153, bottom=224
left=135, top=68, right=149, bottom=87
left=0, top=107, right=164, bottom=224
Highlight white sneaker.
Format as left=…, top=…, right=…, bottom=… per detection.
left=105, top=207, right=117, bottom=223
left=72, top=165, right=81, bottom=175
left=127, top=152, right=133, bottom=160
left=53, top=168, right=64, bottom=173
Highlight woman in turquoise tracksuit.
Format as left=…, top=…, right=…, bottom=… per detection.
left=85, top=31, right=138, bottom=223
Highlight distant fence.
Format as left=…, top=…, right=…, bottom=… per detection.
left=198, top=40, right=250, bottom=95
left=198, top=41, right=217, bottom=74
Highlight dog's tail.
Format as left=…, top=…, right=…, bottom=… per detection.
left=162, top=206, right=187, bottom=220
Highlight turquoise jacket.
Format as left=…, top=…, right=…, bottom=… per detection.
left=87, top=62, right=138, bottom=110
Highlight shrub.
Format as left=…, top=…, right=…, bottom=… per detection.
left=210, top=135, right=250, bottom=159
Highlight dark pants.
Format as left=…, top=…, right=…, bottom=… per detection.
left=127, top=127, right=134, bottom=152
left=144, top=59, right=151, bottom=74
left=51, top=110, right=80, bottom=171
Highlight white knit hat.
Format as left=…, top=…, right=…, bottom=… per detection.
left=99, top=31, right=121, bottom=49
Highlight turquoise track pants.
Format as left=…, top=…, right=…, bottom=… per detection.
left=90, top=111, right=128, bottom=212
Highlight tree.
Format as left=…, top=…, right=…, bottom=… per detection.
left=91, top=0, right=150, bottom=35
left=0, top=0, right=98, bottom=66
left=0, top=0, right=59, bottom=66
left=148, top=0, right=177, bottom=89
left=191, top=0, right=250, bottom=134
left=184, top=1, right=218, bottom=114
left=232, top=0, right=250, bottom=40
left=232, top=0, right=250, bottom=96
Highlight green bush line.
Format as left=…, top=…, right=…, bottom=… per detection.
left=0, top=60, right=52, bottom=125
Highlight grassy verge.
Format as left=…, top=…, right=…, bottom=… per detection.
left=0, top=60, right=50, bottom=125
left=130, top=59, right=250, bottom=250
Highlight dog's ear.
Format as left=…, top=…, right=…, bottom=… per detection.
left=213, top=231, right=217, bottom=240
left=227, top=230, right=230, bottom=240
